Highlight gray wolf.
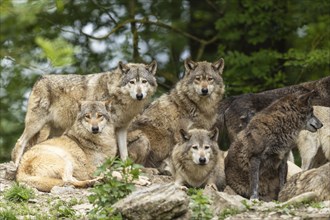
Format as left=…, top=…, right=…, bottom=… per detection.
left=225, top=91, right=323, bottom=201
left=16, top=101, right=117, bottom=192
left=170, top=127, right=226, bottom=190
left=12, top=61, right=157, bottom=166
left=217, top=76, right=330, bottom=144
left=127, top=58, right=225, bottom=167
left=279, top=162, right=330, bottom=202
left=297, top=106, right=330, bottom=170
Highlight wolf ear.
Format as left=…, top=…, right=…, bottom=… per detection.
left=146, top=60, right=158, bottom=75
left=184, top=58, right=197, bottom=73
left=118, top=61, right=130, bottom=74
left=208, top=128, right=219, bottom=142
left=103, top=100, right=112, bottom=112
left=180, top=129, right=191, bottom=141
left=297, top=90, right=317, bottom=106
left=212, top=58, right=225, bottom=75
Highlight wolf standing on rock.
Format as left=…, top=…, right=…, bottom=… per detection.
left=225, top=91, right=323, bottom=201
left=12, top=61, right=158, bottom=166
left=16, top=101, right=116, bottom=192
left=128, top=58, right=225, bottom=167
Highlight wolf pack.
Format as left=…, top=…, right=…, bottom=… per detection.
left=11, top=58, right=330, bottom=202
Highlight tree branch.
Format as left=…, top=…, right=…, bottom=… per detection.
left=80, top=18, right=218, bottom=45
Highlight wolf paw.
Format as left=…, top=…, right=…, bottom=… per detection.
left=179, top=185, right=188, bottom=191
left=133, top=175, right=151, bottom=186
left=205, top=183, right=218, bottom=191
left=250, top=194, right=259, bottom=201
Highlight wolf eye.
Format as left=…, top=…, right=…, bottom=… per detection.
left=84, top=114, right=91, bottom=119
left=195, top=76, right=201, bottom=81
left=129, top=80, right=135, bottom=84
left=142, top=79, right=147, bottom=84
left=96, top=113, right=104, bottom=118
left=192, top=146, right=198, bottom=150
left=204, top=146, right=210, bottom=149
left=208, top=77, right=213, bottom=81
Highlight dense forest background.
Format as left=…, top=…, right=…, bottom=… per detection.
left=0, top=0, right=329, bottom=162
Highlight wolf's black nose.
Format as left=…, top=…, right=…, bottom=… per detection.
left=136, top=94, right=143, bottom=100
left=199, top=157, right=206, bottom=164
left=92, top=126, right=99, bottom=133
left=201, top=88, right=208, bottom=95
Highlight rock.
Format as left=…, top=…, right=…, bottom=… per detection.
left=113, top=183, right=189, bottom=220
left=203, top=186, right=247, bottom=217
left=50, top=185, right=76, bottom=194
left=72, top=203, right=93, bottom=216
left=0, top=161, right=16, bottom=180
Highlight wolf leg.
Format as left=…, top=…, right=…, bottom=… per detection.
left=249, top=156, right=260, bottom=200
left=127, top=130, right=150, bottom=165
left=12, top=122, right=48, bottom=167
left=299, top=135, right=318, bottom=170
left=117, top=127, right=128, bottom=160
left=279, top=159, right=288, bottom=190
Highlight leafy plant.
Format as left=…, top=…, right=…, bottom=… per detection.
left=187, top=188, right=213, bottom=220
left=0, top=209, right=17, bottom=220
left=88, top=157, right=142, bottom=219
left=219, top=207, right=241, bottom=220
left=50, top=200, right=76, bottom=219
left=3, top=182, right=35, bottom=202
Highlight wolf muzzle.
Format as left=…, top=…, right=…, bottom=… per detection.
left=92, top=126, right=99, bottom=134
left=201, top=88, right=208, bottom=95
left=136, top=93, right=143, bottom=100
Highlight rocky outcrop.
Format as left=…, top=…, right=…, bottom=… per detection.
left=203, top=186, right=248, bottom=216
left=112, top=183, right=190, bottom=220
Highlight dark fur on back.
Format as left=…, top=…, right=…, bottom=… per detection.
left=217, top=76, right=330, bottom=144
left=225, top=91, right=320, bottom=201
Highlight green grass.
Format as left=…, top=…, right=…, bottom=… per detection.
left=3, top=182, right=35, bottom=202
left=187, top=188, right=213, bottom=220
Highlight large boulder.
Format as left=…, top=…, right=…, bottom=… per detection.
left=113, top=183, right=189, bottom=220
left=203, top=186, right=248, bottom=216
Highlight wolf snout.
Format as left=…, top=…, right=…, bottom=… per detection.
left=199, top=157, right=207, bottom=165
left=136, top=93, right=143, bottom=100
left=201, top=88, right=208, bottom=95
left=92, top=126, right=99, bottom=134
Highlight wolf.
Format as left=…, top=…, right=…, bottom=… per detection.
left=16, top=101, right=117, bottom=192
left=127, top=58, right=225, bottom=167
left=278, top=162, right=330, bottom=202
left=12, top=61, right=158, bottom=167
left=224, top=91, right=323, bottom=201
left=170, top=127, right=226, bottom=191
left=297, top=106, right=330, bottom=170
left=217, top=76, right=330, bottom=143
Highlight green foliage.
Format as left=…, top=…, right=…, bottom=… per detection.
left=0, top=209, right=17, bottom=220
left=219, top=207, right=241, bottom=220
left=35, top=37, right=76, bottom=67
left=49, top=200, right=76, bottom=219
left=88, top=157, right=142, bottom=219
left=3, top=182, right=35, bottom=202
left=187, top=188, right=213, bottom=220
